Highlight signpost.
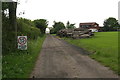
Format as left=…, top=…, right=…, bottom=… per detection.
left=18, top=36, right=27, bottom=50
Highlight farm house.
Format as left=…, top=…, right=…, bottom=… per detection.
left=79, top=22, right=100, bottom=32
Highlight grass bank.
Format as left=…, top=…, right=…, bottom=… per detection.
left=63, top=32, right=119, bottom=75
left=2, top=35, right=46, bottom=78
left=51, top=34, right=56, bottom=36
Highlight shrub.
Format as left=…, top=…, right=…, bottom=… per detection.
left=2, top=18, right=41, bottom=54
left=17, top=18, right=41, bottom=40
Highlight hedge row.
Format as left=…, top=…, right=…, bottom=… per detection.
left=17, top=18, right=41, bottom=40
left=2, top=18, right=41, bottom=54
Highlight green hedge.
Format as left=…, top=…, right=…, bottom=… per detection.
left=17, top=18, right=41, bottom=40
left=2, top=18, right=41, bottom=54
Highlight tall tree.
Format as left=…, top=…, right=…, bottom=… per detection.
left=66, top=21, right=75, bottom=29
left=51, top=21, right=65, bottom=34
left=2, top=2, right=18, bottom=53
left=9, top=2, right=17, bottom=30
left=9, top=2, right=17, bottom=48
left=34, top=19, right=48, bottom=34
left=103, top=17, right=120, bottom=31
left=66, top=21, right=70, bottom=29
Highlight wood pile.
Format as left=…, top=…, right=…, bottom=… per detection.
left=57, top=28, right=94, bottom=39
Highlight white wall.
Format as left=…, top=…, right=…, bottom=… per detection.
left=89, top=29, right=98, bottom=32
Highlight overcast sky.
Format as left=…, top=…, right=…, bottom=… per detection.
left=17, top=0, right=119, bottom=27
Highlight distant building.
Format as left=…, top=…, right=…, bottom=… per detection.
left=79, top=22, right=100, bottom=32
left=45, top=28, right=50, bottom=34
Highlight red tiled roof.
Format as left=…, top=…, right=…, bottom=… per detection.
left=80, top=22, right=98, bottom=25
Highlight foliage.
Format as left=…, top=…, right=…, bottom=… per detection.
left=50, top=28, right=56, bottom=34
left=66, top=21, right=76, bottom=29
left=50, top=21, right=65, bottom=34
left=20, top=18, right=35, bottom=27
left=17, top=18, right=40, bottom=40
left=2, top=2, right=9, bottom=10
left=103, top=17, right=120, bottom=31
left=2, top=2, right=44, bottom=78
left=2, top=17, right=41, bottom=54
left=2, top=35, right=46, bottom=78
left=33, top=19, right=48, bottom=34
left=2, top=2, right=18, bottom=54
left=64, top=32, right=119, bottom=75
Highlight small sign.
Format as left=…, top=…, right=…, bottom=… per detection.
left=18, top=36, right=27, bottom=50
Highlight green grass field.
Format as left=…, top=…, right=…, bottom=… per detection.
left=2, top=35, right=46, bottom=78
left=64, top=32, right=119, bottom=74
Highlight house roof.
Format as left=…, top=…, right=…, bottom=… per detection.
left=80, top=22, right=99, bottom=25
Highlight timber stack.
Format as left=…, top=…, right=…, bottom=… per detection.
left=57, top=28, right=94, bottom=39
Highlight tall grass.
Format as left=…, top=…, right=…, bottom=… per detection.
left=64, top=32, right=119, bottom=74
left=2, top=35, right=46, bottom=78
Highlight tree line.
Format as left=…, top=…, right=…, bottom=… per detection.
left=50, top=17, right=120, bottom=34
left=50, top=21, right=76, bottom=34
left=103, top=17, right=120, bottom=31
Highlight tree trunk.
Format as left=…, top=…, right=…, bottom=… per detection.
left=9, top=2, right=17, bottom=49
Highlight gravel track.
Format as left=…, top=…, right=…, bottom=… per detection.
left=30, top=34, right=118, bottom=78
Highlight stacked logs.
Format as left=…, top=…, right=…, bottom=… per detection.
left=57, top=28, right=94, bottom=39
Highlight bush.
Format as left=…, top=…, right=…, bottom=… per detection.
left=2, top=18, right=41, bottom=54
left=17, top=18, right=41, bottom=40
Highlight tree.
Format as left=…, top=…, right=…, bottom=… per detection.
left=50, top=28, right=55, bottom=34
left=34, top=19, right=48, bottom=34
left=66, top=21, right=70, bottom=28
left=9, top=2, right=17, bottom=48
left=2, top=2, right=18, bottom=53
left=51, top=21, right=65, bottom=34
left=2, top=2, right=17, bottom=31
left=103, top=17, right=120, bottom=31
left=66, top=21, right=75, bottom=29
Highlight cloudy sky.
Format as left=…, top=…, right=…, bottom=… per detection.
left=17, top=0, right=119, bottom=27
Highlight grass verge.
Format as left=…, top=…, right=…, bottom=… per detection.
left=51, top=34, right=56, bottom=36
left=2, top=35, right=46, bottom=78
left=63, top=32, right=119, bottom=75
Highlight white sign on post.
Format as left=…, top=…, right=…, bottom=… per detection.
left=18, top=36, right=27, bottom=50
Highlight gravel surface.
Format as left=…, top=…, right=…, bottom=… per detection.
left=30, top=34, right=118, bottom=78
